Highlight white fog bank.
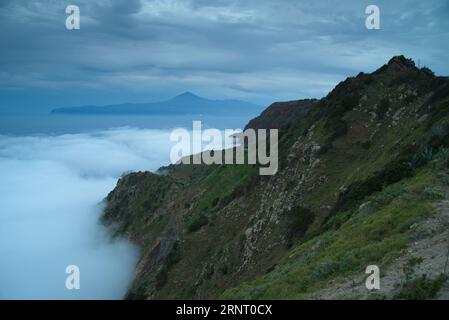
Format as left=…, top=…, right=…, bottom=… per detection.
left=0, top=128, right=173, bottom=299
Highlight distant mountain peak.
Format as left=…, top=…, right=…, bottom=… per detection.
left=52, top=91, right=262, bottom=115
left=172, top=91, right=204, bottom=101
left=179, top=91, right=196, bottom=96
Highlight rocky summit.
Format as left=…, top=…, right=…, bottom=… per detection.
left=103, top=56, right=449, bottom=300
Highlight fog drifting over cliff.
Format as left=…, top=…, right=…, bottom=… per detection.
left=0, top=128, right=172, bottom=299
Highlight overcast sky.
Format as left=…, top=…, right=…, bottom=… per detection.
left=0, top=0, right=448, bottom=111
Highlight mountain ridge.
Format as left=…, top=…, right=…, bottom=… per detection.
left=51, top=92, right=263, bottom=116
left=103, top=56, right=449, bottom=300
left=244, top=98, right=318, bottom=130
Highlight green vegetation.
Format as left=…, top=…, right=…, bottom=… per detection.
left=395, top=274, right=447, bottom=300
left=103, top=57, right=449, bottom=300
left=191, top=163, right=258, bottom=213
left=403, top=256, right=423, bottom=281
left=223, top=168, right=438, bottom=299
left=377, top=98, right=390, bottom=120
left=187, top=214, right=209, bottom=232
left=328, top=155, right=414, bottom=221
left=286, top=206, right=315, bottom=246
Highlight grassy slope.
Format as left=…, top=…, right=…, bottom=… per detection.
left=104, top=56, right=449, bottom=299
left=223, top=167, right=442, bottom=298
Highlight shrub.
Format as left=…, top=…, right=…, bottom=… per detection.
left=423, top=186, right=444, bottom=200
left=403, top=256, right=423, bottom=281
left=395, top=274, right=447, bottom=300
left=327, top=93, right=360, bottom=119
left=342, top=94, right=361, bottom=111
left=431, top=124, right=448, bottom=137
left=407, top=154, right=423, bottom=170
left=127, top=280, right=150, bottom=300
left=424, top=81, right=449, bottom=127
left=377, top=98, right=390, bottom=120
left=324, top=118, right=348, bottom=142
left=155, top=267, right=168, bottom=290
left=427, top=82, right=449, bottom=107
left=330, top=156, right=413, bottom=216
left=311, top=260, right=338, bottom=279
left=286, top=206, right=315, bottom=244
left=166, top=240, right=182, bottom=266
left=360, top=141, right=372, bottom=149
left=187, top=214, right=209, bottom=232
left=212, top=197, right=220, bottom=207
left=373, top=186, right=406, bottom=206
left=421, top=147, right=434, bottom=162
left=438, top=147, right=449, bottom=167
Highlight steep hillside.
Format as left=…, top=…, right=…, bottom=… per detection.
left=104, top=56, right=449, bottom=299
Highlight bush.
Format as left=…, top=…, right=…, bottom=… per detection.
left=373, top=186, right=406, bottom=206
left=360, top=141, right=372, bottom=149
left=326, top=93, right=360, bottom=119
left=427, top=82, right=449, bottom=107
left=403, top=256, right=423, bottom=281
left=377, top=98, right=390, bottom=120
left=330, top=156, right=413, bottom=216
left=187, top=214, right=209, bottom=232
left=155, top=267, right=168, bottom=290
left=166, top=240, right=182, bottom=266
left=212, top=197, right=220, bottom=207
left=407, top=154, right=423, bottom=170
left=438, top=147, right=449, bottom=167
left=431, top=124, right=448, bottom=137
left=127, top=280, right=150, bottom=300
left=324, top=118, right=348, bottom=142
left=286, top=206, right=315, bottom=244
left=424, top=81, right=449, bottom=127
left=311, top=260, right=338, bottom=279
left=421, top=147, right=434, bottom=162
left=423, top=186, right=444, bottom=200
left=395, top=274, right=447, bottom=300
left=342, top=94, right=361, bottom=111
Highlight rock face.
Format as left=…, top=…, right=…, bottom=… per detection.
left=104, top=56, right=449, bottom=300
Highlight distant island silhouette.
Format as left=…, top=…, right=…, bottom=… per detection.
left=52, top=92, right=262, bottom=116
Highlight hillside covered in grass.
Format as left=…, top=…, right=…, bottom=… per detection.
left=103, top=56, right=449, bottom=299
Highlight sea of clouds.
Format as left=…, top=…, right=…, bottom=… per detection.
left=0, top=128, right=173, bottom=299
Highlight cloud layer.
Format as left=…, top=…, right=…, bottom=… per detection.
left=1, top=0, right=448, bottom=110
left=0, top=128, right=172, bottom=299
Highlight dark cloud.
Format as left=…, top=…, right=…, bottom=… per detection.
left=0, top=0, right=448, bottom=108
